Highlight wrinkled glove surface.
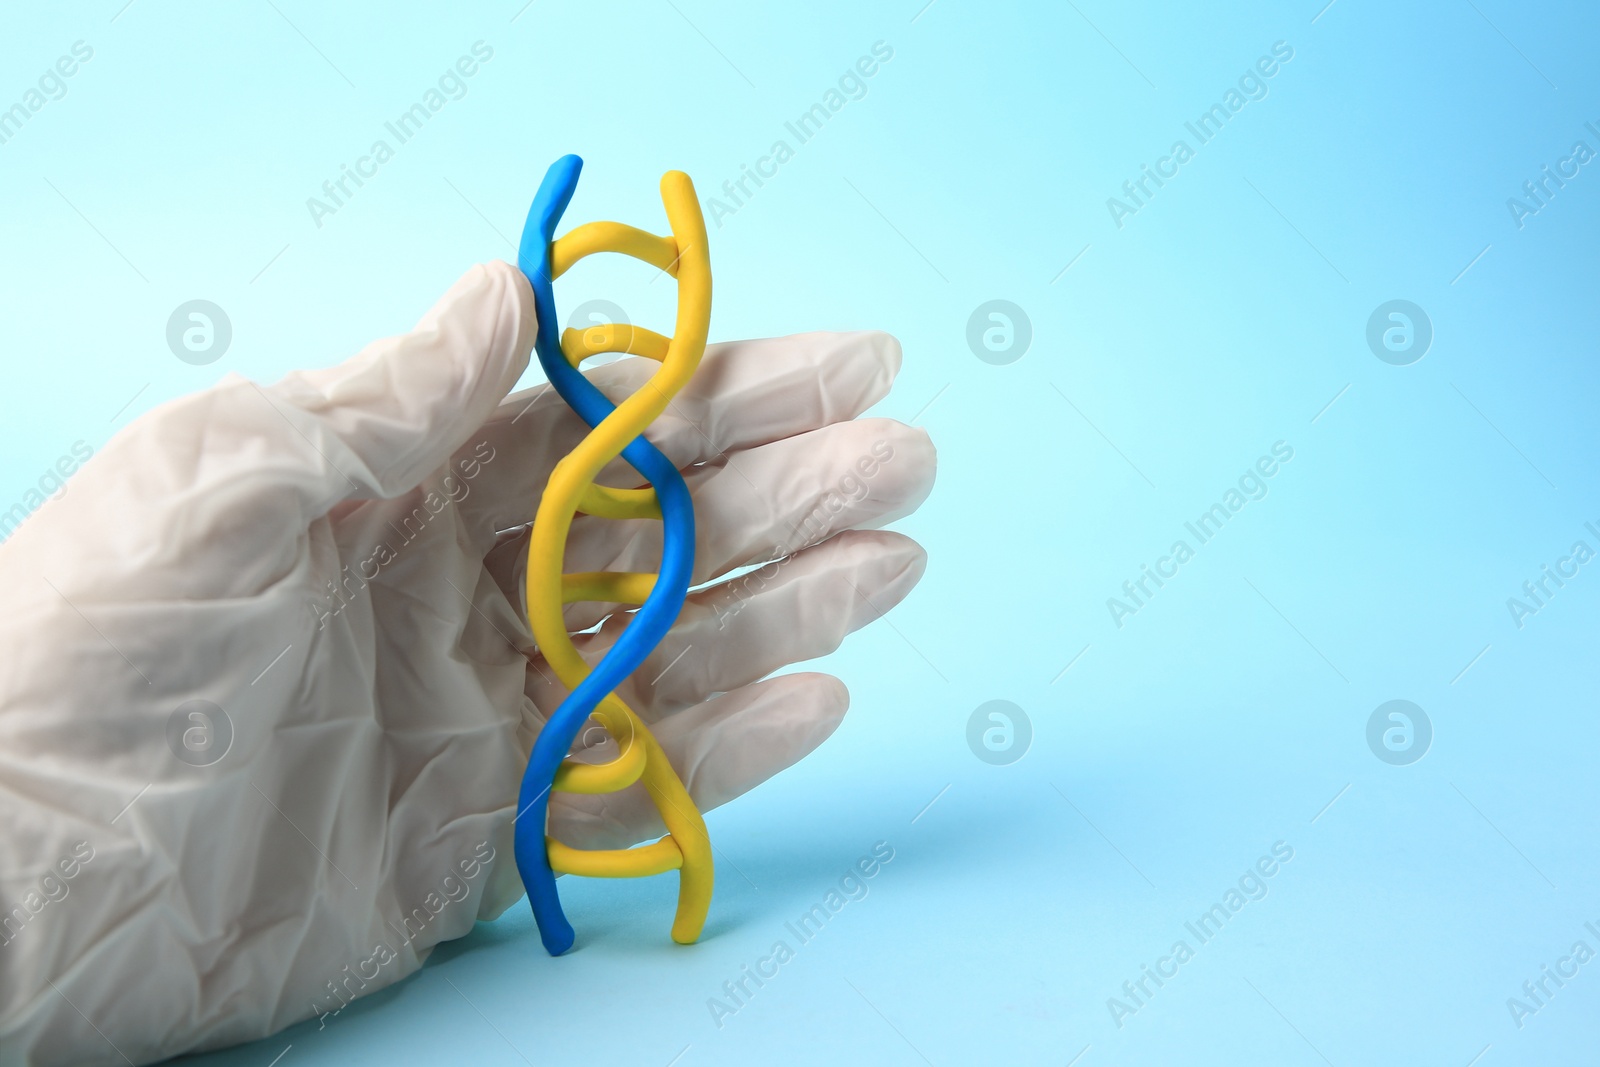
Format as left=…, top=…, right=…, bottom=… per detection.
left=0, top=262, right=935, bottom=1065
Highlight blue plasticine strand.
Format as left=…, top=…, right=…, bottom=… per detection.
left=510, top=155, right=698, bottom=956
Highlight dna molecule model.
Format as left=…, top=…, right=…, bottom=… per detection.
left=511, top=155, right=714, bottom=956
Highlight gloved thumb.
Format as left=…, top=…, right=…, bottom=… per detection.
left=262, top=259, right=535, bottom=510
left=0, top=262, right=533, bottom=602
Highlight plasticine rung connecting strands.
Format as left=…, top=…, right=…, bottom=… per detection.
left=511, top=155, right=713, bottom=956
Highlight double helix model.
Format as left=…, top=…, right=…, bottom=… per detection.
left=511, top=154, right=714, bottom=956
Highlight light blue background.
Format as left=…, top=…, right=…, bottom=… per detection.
left=2, top=1, right=1597, bottom=1064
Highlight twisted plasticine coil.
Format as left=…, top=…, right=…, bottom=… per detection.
left=511, top=155, right=714, bottom=955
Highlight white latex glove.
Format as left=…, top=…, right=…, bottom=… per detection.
left=0, top=261, right=935, bottom=1066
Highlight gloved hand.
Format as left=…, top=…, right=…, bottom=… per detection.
left=0, top=261, right=935, bottom=1065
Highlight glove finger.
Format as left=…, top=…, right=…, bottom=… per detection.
left=479, top=418, right=934, bottom=633
left=573, top=417, right=933, bottom=607
left=454, top=330, right=902, bottom=548
left=523, top=529, right=926, bottom=724
left=547, top=672, right=848, bottom=852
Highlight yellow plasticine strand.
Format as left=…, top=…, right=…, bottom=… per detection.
left=567, top=326, right=672, bottom=519
left=553, top=739, right=647, bottom=794
left=562, top=323, right=672, bottom=365
left=576, top=483, right=661, bottom=520
left=525, top=170, right=715, bottom=946
left=560, top=571, right=657, bottom=605
left=548, top=836, right=684, bottom=878
left=551, top=221, right=681, bottom=278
